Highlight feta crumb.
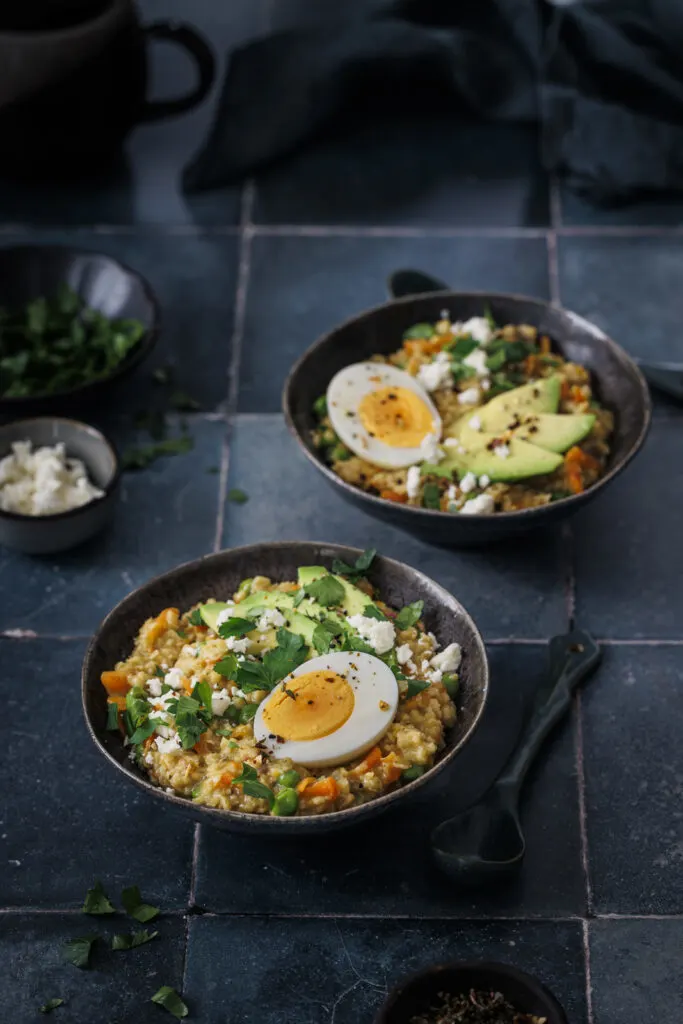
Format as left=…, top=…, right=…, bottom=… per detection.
left=0, top=440, right=104, bottom=516
left=406, top=465, right=421, bottom=499
left=460, top=494, right=495, bottom=515
left=460, top=472, right=477, bottom=494
left=457, top=386, right=480, bottom=405
left=347, top=614, right=396, bottom=655
left=479, top=474, right=491, bottom=488
left=226, top=635, right=251, bottom=654
left=164, top=667, right=185, bottom=690
left=431, top=642, right=462, bottom=673
left=417, top=359, right=452, bottom=392
left=215, top=606, right=237, bottom=627
left=155, top=733, right=183, bottom=755
left=440, top=308, right=450, bottom=319
left=460, top=317, right=492, bottom=346
left=427, top=668, right=443, bottom=684
left=211, top=688, right=231, bottom=716
left=481, top=378, right=491, bottom=391
left=419, top=433, right=444, bottom=463
left=257, top=609, right=285, bottom=632
left=443, top=437, right=459, bottom=448
left=147, top=678, right=163, bottom=697
left=153, top=721, right=173, bottom=736
left=463, top=347, right=489, bottom=378
left=396, top=643, right=414, bottom=665
left=405, top=659, right=417, bottom=674
left=468, top=415, right=482, bottom=432
left=494, top=444, right=511, bottom=459
left=447, top=484, right=458, bottom=501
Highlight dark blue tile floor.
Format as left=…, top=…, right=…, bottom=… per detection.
left=2, top=4, right=683, bottom=1021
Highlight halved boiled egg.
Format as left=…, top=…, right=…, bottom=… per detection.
left=253, top=651, right=399, bottom=768
left=327, top=362, right=442, bottom=468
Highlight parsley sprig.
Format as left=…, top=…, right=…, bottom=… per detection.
left=235, top=628, right=308, bottom=692
left=331, top=547, right=376, bottom=580
left=232, top=764, right=275, bottom=807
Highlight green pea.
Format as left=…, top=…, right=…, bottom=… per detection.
left=402, top=766, right=426, bottom=782
left=330, top=443, right=352, bottom=462
left=313, top=394, right=328, bottom=418
left=191, top=785, right=202, bottom=799
left=278, top=769, right=301, bottom=789
left=236, top=578, right=253, bottom=599
left=271, top=788, right=299, bottom=816
left=442, top=673, right=460, bottom=698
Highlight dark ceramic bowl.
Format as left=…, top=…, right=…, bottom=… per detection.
left=375, top=960, right=569, bottom=1024
left=82, top=542, right=489, bottom=835
left=283, top=291, right=651, bottom=546
left=0, top=245, right=159, bottom=417
left=0, top=417, right=120, bottom=554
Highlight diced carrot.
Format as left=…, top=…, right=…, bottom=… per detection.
left=145, top=607, right=180, bottom=650
left=304, top=777, right=340, bottom=800
left=385, top=763, right=403, bottom=784
left=297, top=777, right=314, bottom=794
left=217, top=773, right=234, bottom=788
left=193, top=734, right=210, bottom=756
left=355, top=746, right=382, bottom=773
left=380, top=489, right=408, bottom=504
left=107, top=695, right=127, bottom=710
left=181, top=676, right=193, bottom=695
left=524, top=354, right=539, bottom=376
left=560, top=378, right=572, bottom=402
left=540, top=335, right=551, bottom=354
left=143, top=735, right=156, bottom=752
left=570, top=385, right=585, bottom=404
left=100, top=670, right=131, bottom=696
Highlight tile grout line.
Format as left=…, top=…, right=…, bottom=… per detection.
left=575, top=690, right=594, bottom=914
left=5, top=632, right=683, bottom=645
left=582, top=919, right=595, bottom=1024
left=3, top=906, right=683, bottom=919
left=213, top=181, right=255, bottom=553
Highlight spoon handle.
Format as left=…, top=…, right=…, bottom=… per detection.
left=495, top=629, right=601, bottom=799
left=387, top=269, right=449, bottom=299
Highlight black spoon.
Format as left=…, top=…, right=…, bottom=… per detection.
left=388, top=267, right=683, bottom=402
left=431, top=628, right=601, bottom=885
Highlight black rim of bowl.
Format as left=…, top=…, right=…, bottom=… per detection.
left=82, top=542, right=490, bottom=828
left=0, top=244, right=161, bottom=408
left=375, top=959, right=569, bottom=1023
left=283, top=290, right=652, bottom=521
left=0, top=416, right=121, bottom=522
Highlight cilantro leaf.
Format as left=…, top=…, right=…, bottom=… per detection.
left=233, top=764, right=275, bottom=807
left=129, top=718, right=157, bottom=745
left=63, top=935, right=98, bottom=968
left=106, top=702, right=120, bottom=731
left=121, top=885, right=160, bottom=923
left=39, top=998, right=64, bottom=1014
left=395, top=600, right=424, bottom=630
left=422, top=482, right=441, bottom=509
left=406, top=678, right=431, bottom=697
left=214, top=654, right=238, bottom=679
left=82, top=881, right=115, bottom=916
left=312, top=624, right=332, bottom=654
left=227, top=488, right=249, bottom=504
left=125, top=686, right=149, bottom=729
left=172, top=694, right=209, bottom=749
left=303, top=574, right=345, bottom=607
left=339, top=633, right=376, bottom=656
left=236, top=628, right=309, bottom=692
left=485, top=348, right=507, bottom=372
left=151, top=987, right=189, bottom=1019
left=362, top=604, right=387, bottom=621
left=154, top=666, right=165, bottom=678
left=217, top=617, right=255, bottom=639
left=111, top=929, right=158, bottom=950
left=331, top=547, right=376, bottom=579
left=447, top=336, right=479, bottom=359
left=187, top=608, right=204, bottom=626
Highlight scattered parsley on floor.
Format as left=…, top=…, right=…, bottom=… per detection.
left=39, top=998, right=64, bottom=1014
left=82, top=881, right=115, bottom=916
left=111, top=929, right=158, bottom=950
left=63, top=935, right=98, bottom=968
left=151, top=986, right=189, bottom=1019
left=121, top=885, right=160, bottom=923
left=227, top=488, right=249, bottom=504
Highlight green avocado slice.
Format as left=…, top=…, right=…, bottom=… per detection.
left=485, top=375, right=561, bottom=418
left=430, top=438, right=562, bottom=483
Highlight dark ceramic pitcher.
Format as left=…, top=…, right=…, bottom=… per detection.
left=0, top=0, right=215, bottom=179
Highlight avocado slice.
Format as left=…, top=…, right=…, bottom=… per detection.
left=199, top=595, right=320, bottom=648
left=297, top=565, right=378, bottom=619
left=512, top=412, right=596, bottom=454
left=434, top=438, right=562, bottom=483
left=485, top=376, right=561, bottom=418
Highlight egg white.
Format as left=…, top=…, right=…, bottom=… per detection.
left=326, top=362, right=442, bottom=469
left=253, top=651, right=399, bottom=769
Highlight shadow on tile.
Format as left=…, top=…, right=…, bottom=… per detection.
left=195, top=644, right=584, bottom=918
left=560, top=184, right=683, bottom=227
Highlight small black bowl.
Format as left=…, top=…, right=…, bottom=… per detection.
left=0, top=245, right=160, bottom=417
left=375, top=960, right=569, bottom=1024
left=82, top=542, right=489, bottom=835
left=283, top=291, right=651, bottom=546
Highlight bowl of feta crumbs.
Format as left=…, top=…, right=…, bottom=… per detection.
left=0, top=417, right=120, bottom=554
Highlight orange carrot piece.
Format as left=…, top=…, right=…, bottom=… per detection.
left=380, top=489, right=408, bottom=504
left=297, top=777, right=314, bottom=794
left=100, top=670, right=131, bottom=696
left=145, top=607, right=180, bottom=650
left=181, top=676, right=193, bottom=695
left=385, top=763, right=403, bottom=784
left=540, top=335, right=551, bottom=354
left=560, top=378, right=572, bottom=402
left=107, top=695, right=127, bottom=710
left=355, top=746, right=382, bottom=774
left=305, top=777, right=340, bottom=800
left=194, top=734, right=210, bottom=756
left=570, top=384, right=585, bottom=403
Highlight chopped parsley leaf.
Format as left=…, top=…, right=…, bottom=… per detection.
left=106, top=702, right=120, bottom=731
left=362, top=604, right=387, bottom=621
left=187, top=608, right=204, bottom=626
left=82, top=881, right=115, bottom=916
left=227, top=488, right=249, bottom=504
left=422, top=482, right=441, bottom=509
left=395, top=600, right=424, bottom=630
left=236, top=628, right=308, bottom=692
left=151, top=986, right=189, bottom=1019
left=303, top=574, right=345, bottom=607
left=39, top=998, right=64, bottom=1014
left=63, top=935, right=98, bottom=968
left=232, top=764, right=275, bottom=807
left=214, top=654, right=238, bottom=679
left=111, top=929, right=158, bottom=950
left=406, top=678, right=431, bottom=698
left=331, top=547, right=376, bottom=580
left=121, top=885, right=160, bottom=923
left=217, top=616, right=256, bottom=639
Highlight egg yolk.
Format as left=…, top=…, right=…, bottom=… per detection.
left=262, top=670, right=354, bottom=741
left=358, top=386, right=435, bottom=448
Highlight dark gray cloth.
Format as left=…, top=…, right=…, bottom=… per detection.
left=183, top=0, right=683, bottom=207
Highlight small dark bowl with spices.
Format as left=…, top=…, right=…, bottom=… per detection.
left=283, top=290, right=650, bottom=547
left=375, top=961, right=568, bottom=1024
left=0, top=245, right=160, bottom=418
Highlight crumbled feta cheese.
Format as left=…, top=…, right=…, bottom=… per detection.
left=257, top=609, right=285, bottom=632
left=347, top=614, right=396, bottom=655
left=447, top=484, right=458, bottom=501
left=155, top=733, right=182, bottom=754
left=443, top=437, right=459, bottom=448
left=147, top=678, right=163, bottom=697
left=457, top=387, right=480, bottom=405
left=463, top=348, right=489, bottom=377
left=468, top=415, right=482, bottom=432
left=460, top=494, right=495, bottom=515
left=215, top=606, right=237, bottom=627
left=232, top=687, right=248, bottom=700
left=153, top=721, right=173, bottom=736
left=226, top=635, right=251, bottom=654
left=481, top=378, right=491, bottom=391
left=428, top=668, right=443, bottom=684
left=460, top=472, right=477, bottom=494
left=0, top=440, right=104, bottom=516
left=211, top=688, right=231, bottom=716
left=460, top=317, right=492, bottom=346
left=164, top=667, right=185, bottom=690
left=479, top=474, right=491, bottom=488
left=417, top=360, right=453, bottom=392
left=494, top=444, right=511, bottom=459
left=396, top=643, right=414, bottom=665
left=440, top=308, right=450, bottom=319
left=419, top=433, right=444, bottom=463
left=457, top=445, right=468, bottom=455
left=420, top=659, right=430, bottom=674
left=431, top=642, right=462, bottom=673
left=406, top=465, right=422, bottom=499
left=144, top=752, right=154, bottom=765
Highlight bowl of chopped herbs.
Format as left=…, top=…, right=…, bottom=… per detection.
left=375, top=961, right=568, bottom=1024
left=0, top=245, right=159, bottom=416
